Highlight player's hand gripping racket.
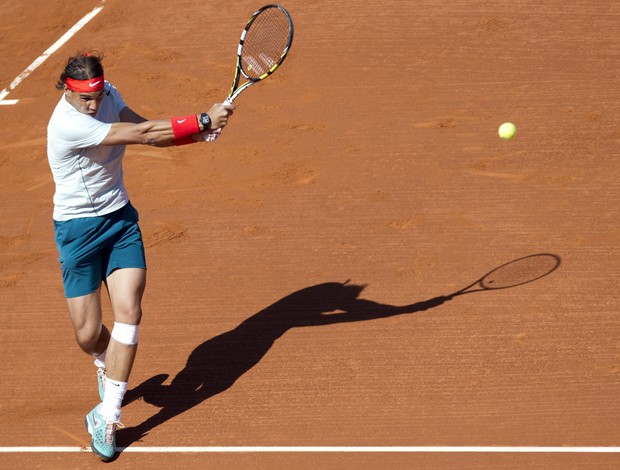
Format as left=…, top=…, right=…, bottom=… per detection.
left=205, top=4, right=294, bottom=141
left=445, top=253, right=561, bottom=300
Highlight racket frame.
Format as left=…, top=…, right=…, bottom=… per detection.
left=449, top=253, right=561, bottom=298
left=205, top=4, right=294, bottom=141
left=226, top=3, right=294, bottom=103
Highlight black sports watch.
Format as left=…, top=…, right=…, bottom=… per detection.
left=199, top=113, right=211, bottom=131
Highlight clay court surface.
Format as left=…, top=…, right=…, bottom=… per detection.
left=1, top=0, right=619, bottom=468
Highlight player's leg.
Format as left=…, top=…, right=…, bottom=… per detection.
left=86, top=203, right=147, bottom=460
left=105, top=267, right=146, bottom=382
left=66, top=290, right=110, bottom=402
left=84, top=268, right=145, bottom=461
left=96, top=267, right=145, bottom=418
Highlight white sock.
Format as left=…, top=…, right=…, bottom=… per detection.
left=100, top=378, right=127, bottom=421
left=93, top=350, right=107, bottom=369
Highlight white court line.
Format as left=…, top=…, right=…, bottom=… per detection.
left=1, top=446, right=620, bottom=453
left=0, top=1, right=105, bottom=105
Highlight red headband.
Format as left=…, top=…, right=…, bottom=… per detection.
left=65, top=76, right=105, bottom=92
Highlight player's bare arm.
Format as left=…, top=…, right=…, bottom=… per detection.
left=104, top=103, right=234, bottom=146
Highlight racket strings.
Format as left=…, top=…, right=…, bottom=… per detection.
left=241, top=9, right=291, bottom=79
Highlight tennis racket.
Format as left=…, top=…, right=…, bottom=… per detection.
left=446, top=253, right=561, bottom=299
left=206, top=4, right=294, bottom=141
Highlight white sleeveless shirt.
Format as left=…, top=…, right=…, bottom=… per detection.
left=47, top=82, right=129, bottom=221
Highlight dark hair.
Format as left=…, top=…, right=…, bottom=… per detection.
left=55, top=51, right=105, bottom=90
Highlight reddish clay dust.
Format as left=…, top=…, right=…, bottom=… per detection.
left=1, top=0, right=619, bottom=468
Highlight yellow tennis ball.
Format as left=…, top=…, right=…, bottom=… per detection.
left=498, top=122, right=517, bottom=140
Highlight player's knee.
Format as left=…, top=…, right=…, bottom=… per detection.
left=113, top=302, right=142, bottom=325
left=74, top=324, right=102, bottom=354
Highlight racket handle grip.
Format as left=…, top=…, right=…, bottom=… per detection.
left=204, top=98, right=234, bottom=142
left=204, top=128, right=221, bottom=142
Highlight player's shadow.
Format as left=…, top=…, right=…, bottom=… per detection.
left=117, top=281, right=451, bottom=448
left=118, top=250, right=562, bottom=449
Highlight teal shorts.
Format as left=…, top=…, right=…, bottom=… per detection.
left=54, top=202, right=146, bottom=298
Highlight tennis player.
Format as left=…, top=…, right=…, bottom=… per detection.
left=47, top=52, right=233, bottom=461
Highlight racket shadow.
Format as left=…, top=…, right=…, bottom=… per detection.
left=118, top=254, right=561, bottom=449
